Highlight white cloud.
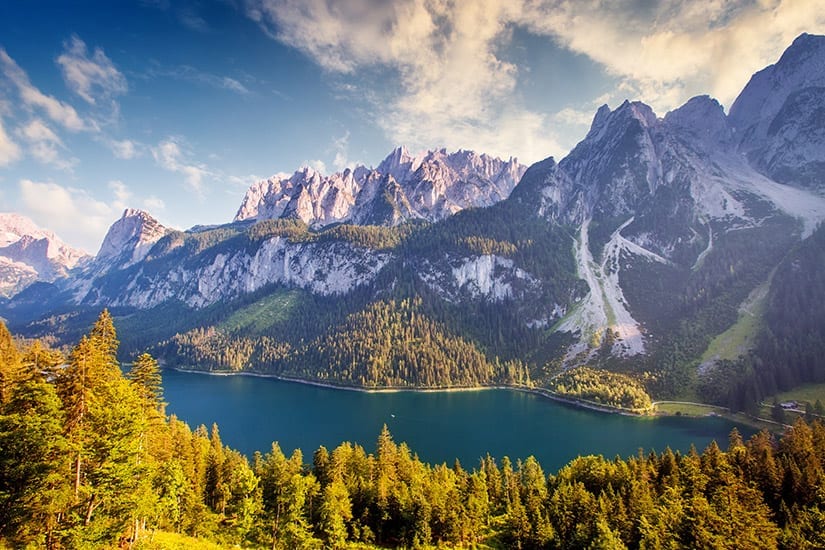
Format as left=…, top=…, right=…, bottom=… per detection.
left=147, top=63, right=250, bottom=95
left=106, top=138, right=142, bottom=159
left=56, top=35, right=127, bottom=106
left=244, top=0, right=573, bottom=161
left=303, top=159, right=327, bottom=174
left=552, top=107, right=597, bottom=127
left=143, top=195, right=166, bottom=211
left=0, top=48, right=87, bottom=131
left=219, top=76, right=250, bottom=95
left=17, top=118, right=77, bottom=170
left=108, top=180, right=132, bottom=211
left=246, top=0, right=825, bottom=162
left=151, top=137, right=213, bottom=193
left=178, top=7, right=210, bottom=32
left=331, top=131, right=356, bottom=172
left=0, top=115, right=21, bottom=166
left=516, top=0, right=825, bottom=113
left=18, top=179, right=115, bottom=253
left=226, top=174, right=265, bottom=188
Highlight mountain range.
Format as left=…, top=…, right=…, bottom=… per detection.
left=3, top=33, right=825, bottom=407
left=0, top=213, right=89, bottom=298
left=235, top=147, right=526, bottom=227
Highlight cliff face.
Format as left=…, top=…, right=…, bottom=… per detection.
left=235, top=147, right=526, bottom=227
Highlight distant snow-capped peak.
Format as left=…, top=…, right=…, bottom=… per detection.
left=0, top=212, right=91, bottom=297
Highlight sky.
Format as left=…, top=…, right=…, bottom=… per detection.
left=0, top=0, right=823, bottom=254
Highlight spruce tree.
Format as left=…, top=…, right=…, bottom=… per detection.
left=0, top=378, right=69, bottom=546
left=0, top=322, right=22, bottom=404
left=128, top=352, right=165, bottom=412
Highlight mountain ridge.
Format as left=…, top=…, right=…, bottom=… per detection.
left=3, top=33, right=825, bottom=407
left=0, top=213, right=90, bottom=298
left=234, top=146, right=526, bottom=227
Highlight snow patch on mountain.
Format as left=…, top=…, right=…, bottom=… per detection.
left=714, top=157, right=825, bottom=237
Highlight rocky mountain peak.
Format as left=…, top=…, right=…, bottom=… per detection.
left=729, top=33, right=825, bottom=188
left=377, top=145, right=421, bottom=180
left=0, top=213, right=90, bottom=297
left=585, top=104, right=613, bottom=141
left=1, top=213, right=57, bottom=248
left=729, top=33, right=825, bottom=133
left=96, top=209, right=169, bottom=268
left=664, top=95, right=733, bottom=152
left=235, top=146, right=526, bottom=227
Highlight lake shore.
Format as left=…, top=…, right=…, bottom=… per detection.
left=653, top=400, right=783, bottom=432
left=168, top=366, right=651, bottom=417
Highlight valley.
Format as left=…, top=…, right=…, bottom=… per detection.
left=4, top=34, right=825, bottom=419
left=1, top=5, right=825, bottom=545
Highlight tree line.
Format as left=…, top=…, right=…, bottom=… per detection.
left=548, top=366, right=652, bottom=411
left=165, top=298, right=533, bottom=388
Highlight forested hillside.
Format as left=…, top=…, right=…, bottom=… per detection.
left=2, top=314, right=825, bottom=549
left=699, top=222, right=825, bottom=411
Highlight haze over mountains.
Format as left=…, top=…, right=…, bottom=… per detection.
left=2, top=33, right=824, bottom=404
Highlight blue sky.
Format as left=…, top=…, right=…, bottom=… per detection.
left=0, top=0, right=823, bottom=253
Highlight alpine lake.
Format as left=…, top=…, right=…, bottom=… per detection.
left=162, top=368, right=757, bottom=472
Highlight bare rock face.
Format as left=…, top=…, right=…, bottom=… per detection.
left=729, top=33, right=825, bottom=190
left=234, top=147, right=526, bottom=227
left=95, top=208, right=171, bottom=270
left=0, top=213, right=90, bottom=297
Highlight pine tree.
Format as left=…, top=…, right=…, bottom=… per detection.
left=21, top=339, right=64, bottom=382
left=0, top=378, right=69, bottom=547
left=55, top=311, right=150, bottom=546
left=128, top=352, right=165, bottom=413
left=319, top=478, right=352, bottom=548
left=90, top=309, right=119, bottom=367
left=0, top=322, right=22, bottom=404
left=205, top=423, right=229, bottom=513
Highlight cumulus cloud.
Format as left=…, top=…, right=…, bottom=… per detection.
left=18, top=179, right=116, bottom=253
left=516, top=0, right=825, bottom=113
left=152, top=137, right=213, bottom=193
left=17, top=118, right=77, bottom=170
left=0, top=115, right=21, bottom=166
left=56, top=35, right=127, bottom=106
left=246, top=0, right=561, bottom=161
left=0, top=48, right=87, bottom=131
left=245, top=0, right=825, bottom=162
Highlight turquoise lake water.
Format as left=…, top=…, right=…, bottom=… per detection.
left=162, top=369, right=754, bottom=472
